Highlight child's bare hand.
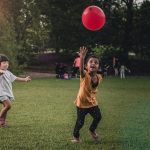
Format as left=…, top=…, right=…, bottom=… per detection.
left=25, top=76, right=31, bottom=82
left=79, top=46, right=87, bottom=58
left=0, top=69, right=5, bottom=75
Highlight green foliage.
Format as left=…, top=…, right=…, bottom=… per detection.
left=132, top=0, right=150, bottom=59
left=93, top=45, right=123, bottom=59
left=0, top=1, right=19, bottom=72
left=1, top=0, right=150, bottom=69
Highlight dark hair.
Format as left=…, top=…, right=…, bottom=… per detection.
left=0, top=54, right=9, bottom=62
left=85, top=55, right=100, bottom=65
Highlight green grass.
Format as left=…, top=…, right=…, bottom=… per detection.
left=0, top=76, right=150, bottom=150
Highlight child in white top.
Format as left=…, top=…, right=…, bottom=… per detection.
left=0, top=54, right=31, bottom=127
left=120, top=64, right=130, bottom=79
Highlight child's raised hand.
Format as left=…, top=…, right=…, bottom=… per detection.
left=79, top=46, right=87, bottom=58
left=25, top=76, right=31, bottom=82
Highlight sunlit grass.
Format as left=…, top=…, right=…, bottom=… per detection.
left=0, top=76, right=150, bottom=150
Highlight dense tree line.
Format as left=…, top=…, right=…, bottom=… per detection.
left=0, top=0, right=150, bottom=69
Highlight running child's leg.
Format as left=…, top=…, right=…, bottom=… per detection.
left=0, top=99, right=11, bottom=125
left=73, top=107, right=87, bottom=139
left=89, top=106, right=101, bottom=139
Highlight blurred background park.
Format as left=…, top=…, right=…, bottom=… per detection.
left=0, top=0, right=150, bottom=76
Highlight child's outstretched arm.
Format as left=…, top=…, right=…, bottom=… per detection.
left=79, top=46, right=87, bottom=78
left=16, top=76, right=31, bottom=82
left=0, top=69, right=5, bottom=75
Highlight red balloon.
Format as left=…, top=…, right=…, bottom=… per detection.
left=82, top=6, right=106, bottom=31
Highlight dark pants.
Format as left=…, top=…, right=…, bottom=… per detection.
left=73, top=106, right=102, bottom=138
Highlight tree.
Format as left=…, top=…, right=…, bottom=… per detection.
left=38, top=0, right=111, bottom=53
left=0, top=0, right=18, bottom=71
left=121, top=0, right=134, bottom=61
left=133, top=0, right=150, bottom=59
left=11, top=0, right=50, bottom=64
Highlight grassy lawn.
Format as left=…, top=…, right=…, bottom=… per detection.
left=0, top=76, right=150, bottom=150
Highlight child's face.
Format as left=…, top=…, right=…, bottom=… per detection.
left=86, top=58, right=99, bottom=73
left=0, top=61, right=9, bottom=70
